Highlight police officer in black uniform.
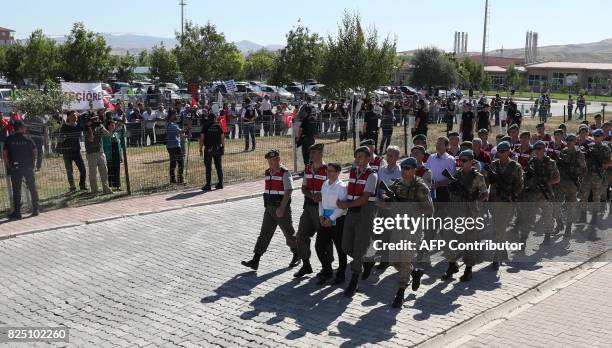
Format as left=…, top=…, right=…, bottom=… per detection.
left=199, top=112, right=224, bottom=191
left=297, top=104, right=317, bottom=166
left=3, top=121, right=40, bottom=220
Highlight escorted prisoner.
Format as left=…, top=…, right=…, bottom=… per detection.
left=336, top=146, right=378, bottom=297
left=383, top=157, right=432, bottom=308
left=241, top=149, right=299, bottom=271
left=294, top=143, right=328, bottom=278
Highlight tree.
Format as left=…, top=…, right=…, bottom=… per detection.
left=267, top=55, right=291, bottom=87
left=278, top=23, right=324, bottom=88
left=59, top=22, right=112, bottom=81
left=244, top=49, right=275, bottom=81
left=20, top=30, right=60, bottom=86
left=137, top=50, right=150, bottom=66
left=174, top=21, right=242, bottom=82
left=505, top=64, right=521, bottom=90
left=409, top=47, right=457, bottom=89
left=115, top=53, right=136, bottom=82
left=2, top=44, right=25, bottom=84
left=217, top=46, right=244, bottom=80
left=12, top=79, right=73, bottom=124
left=149, top=44, right=179, bottom=82
left=0, top=45, right=6, bottom=77
left=460, top=57, right=484, bottom=90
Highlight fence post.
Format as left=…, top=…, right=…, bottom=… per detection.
left=291, top=120, right=298, bottom=175
left=563, top=105, right=566, bottom=123
left=403, top=109, right=408, bottom=156
left=122, top=135, right=132, bottom=195
left=602, top=104, right=606, bottom=122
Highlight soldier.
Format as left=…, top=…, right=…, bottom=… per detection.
left=547, top=129, right=566, bottom=161
left=241, top=149, right=299, bottom=271
left=411, top=145, right=432, bottom=189
left=413, top=134, right=430, bottom=162
left=336, top=146, right=378, bottom=297
left=579, top=129, right=611, bottom=225
left=577, top=125, right=592, bottom=147
left=555, top=134, right=586, bottom=236
left=442, top=150, right=488, bottom=281
left=519, top=140, right=560, bottom=246
left=382, top=157, right=432, bottom=308
left=485, top=141, right=523, bottom=270
left=478, top=128, right=494, bottom=152
left=360, top=138, right=387, bottom=172
left=514, top=131, right=533, bottom=169
left=294, top=143, right=327, bottom=278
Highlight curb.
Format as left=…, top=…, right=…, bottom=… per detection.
left=416, top=248, right=611, bottom=348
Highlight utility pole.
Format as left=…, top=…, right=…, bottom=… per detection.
left=179, top=0, right=187, bottom=39
left=481, top=0, right=489, bottom=69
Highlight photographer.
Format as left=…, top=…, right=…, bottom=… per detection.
left=199, top=112, right=224, bottom=191
left=84, top=110, right=113, bottom=195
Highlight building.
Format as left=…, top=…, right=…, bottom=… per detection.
left=523, top=62, right=612, bottom=93
left=0, top=27, right=15, bottom=45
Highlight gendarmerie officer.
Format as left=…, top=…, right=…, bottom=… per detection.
left=241, top=149, right=299, bottom=271
left=3, top=121, right=40, bottom=220
left=294, top=143, right=327, bottom=278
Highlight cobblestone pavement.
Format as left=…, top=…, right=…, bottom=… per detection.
left=458, top=262, right=612, bottom=348
left=0, top=195, right=610, bottom=347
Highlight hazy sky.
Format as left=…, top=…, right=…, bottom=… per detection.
left=4, top=0, right=611, bottom=51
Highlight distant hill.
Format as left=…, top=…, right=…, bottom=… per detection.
left=398, top=37, right=612, bottom=63
left=50, top=33, right=283, bottom=55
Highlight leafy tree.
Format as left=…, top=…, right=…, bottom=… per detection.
left=244, top=49, right=275, bottom=81
left=505, top=64, right=522, bottom=90
left=12, top=79, right=73, bottom=124
left=149, top=44, right=179, bottom=82
left=279, top=23, right=324, bottom=89
left=59, top=22, right=112, bottom=81
left=174, top=21, right=242, bottom=82
left=137, top=50, right=150, bottom=66
left=19, top=30, right=60, bottom=86
left=409, top=47, right=457, bottom=89
left=217, top=46, right=244, bottom=80
left=115, top=52, right=136, bottom=82
left=267, top=55, right=291, bottom=87
left=460, top=57, right=484, bottom=90
left=2, top=44, right=25, bottom=84
left=0, top=45, right=5, bottom=76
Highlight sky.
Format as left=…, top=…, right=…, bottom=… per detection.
left=3, top=0, right=612, bottom=52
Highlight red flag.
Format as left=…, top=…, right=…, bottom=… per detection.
left=219, top=116, right=228, bottom=134
left=191, top=97, right=198, bottom=106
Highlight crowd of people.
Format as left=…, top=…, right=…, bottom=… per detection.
left=239, top=105, right=611, bottom=309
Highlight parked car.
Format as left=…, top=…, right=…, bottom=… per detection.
left=399, top=85, right=418, bottom=96
left=111, top=82, right=130, bottom=94
left=158, top=82, right=180, bottom=92
left=260, top=85, right=294, bottom=101
left=304, top=79, right=318, bottom=86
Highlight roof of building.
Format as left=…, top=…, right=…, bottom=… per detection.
left=525, top=62, right=612, bottom=71
left=0, top=27, right=15, bottom=32
left=484, top=66, right=506, bottom=73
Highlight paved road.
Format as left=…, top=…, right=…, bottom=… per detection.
left=458, top=262, right=612, bottom=348
left=0, top=195, right=609, bottom=347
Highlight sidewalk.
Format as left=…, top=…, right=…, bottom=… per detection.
left=456, top=262, right=612, bottom=348
left=0, top=179, right=266, bottom=239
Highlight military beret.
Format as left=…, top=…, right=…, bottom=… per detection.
left=458, top=150, right=474, bottom=159
left=553, top=129, right=564, bottom=135
left=411, top=145, right=426, bottom=155
left=412, top=134, right=427, bottom=142
left=500, top=136, right=512, bottom=143
left=496, top=141, right=511, bottom=151
left=478, top=128, right=489, bottom=135
left=508, top=124, right=519, bottom=130
left=359, top=139, right=375, bottom=146
left=354, top=146, right=371, bottom=156
left=309, top=143, right=324, bottom=152
left=565, top=133, right=577, bottom=142
left=594, top=114, right=602, bottom=119
left=400, top=157, right=418, bottom=168
left=533, top=140, right=547, bottom=148
left=578, top=125, right=589, bottom=132
left=580, top=120, right=590, bottom=125
left=448, top=131, right=460, bottom=138
left=460, top=141, right=473, bottom=149
left=536, top=123, right=545, bottom=128
left=264, top=149, right=280, bottom=159
left=592, top=128, right=604, bottom=137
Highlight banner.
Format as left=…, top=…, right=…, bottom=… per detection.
left=224, top=80, right=237, bottom=93
left=61, top=82, right=105, bottom=110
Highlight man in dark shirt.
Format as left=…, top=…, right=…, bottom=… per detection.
left=199, top=115, right=225, bottom=191
left=3, top=121, right=39, bottom=219
left=412, top=98, right=428, bottom=137
left=58, top=111, right=87, bottom=191
left=476, top=104, right=491, bottom=133
left=460, top=102, right=475, bottom=141
left=298, top=105, right=317, bottom=165
left=379, top=101, right=395, bottom=155
left=362, top=103, right=379, bottom=149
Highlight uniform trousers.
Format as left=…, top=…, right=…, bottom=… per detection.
left=254, top=205, right=298, bottom=255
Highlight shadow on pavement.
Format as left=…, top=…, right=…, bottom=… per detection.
left=200, top=269, right=287, bottom=303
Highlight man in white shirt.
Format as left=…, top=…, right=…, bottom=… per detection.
left=315, top=162, right=348, bottom=285
left=142, top=107, right=158, bottom=146
left=259, top=95, right=273, bottom=136
left=426, top=136, right=456, bottom=202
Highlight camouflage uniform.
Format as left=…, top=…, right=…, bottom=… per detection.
left=518, top=156, right=559, bottom=241
left=486, top=159, right=523, bottom=262
left=387, top=176, right=433, bottom=289
left=580, top=143, right=611, bottom=216
left=445, top=167, right=488, bottom=266
left=554, top=147, right=586, bottom=229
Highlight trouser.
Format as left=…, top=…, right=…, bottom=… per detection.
left=339, top=120, right=348, bottom=141
left=578, top=106, right=584, bottom=118
left=517, top=195, right=553, bottom=241
left=238, top=123, right=243, bottom=138
left=243, top=124, right=256, bottom=150
left=227, top=123, right=236, bottom=139
left=262, top=111, right=273, bottom=136
left=255, top=120, right=262, bottom=137
left=32, top=136, right=43, bottom=170
left=342, top=203, right=377, bottom=274
left=579, top=174, right=605, bottom=214
left=553, top=180, right=578, bottom=224
left=364, top=130, right=378, bottom=149
left=254, top=205, right=298, bottom=255
left=144, top=128, right=155, bottom=145
left=301, top=138, right=314, bottom=166
left=86, top=152, right=111, bottom=193
left=434, top=186, right=450, bottom=203
left=567, top=106, right=573, bottom=120
left=315, top=215, right=347, bottom=273
left=106, top=157, right=121, bottom=188
left=10, top=167, right=39, bottom=214
left=442, top=207, right=480, bottom=266
left=462, top=132, right=474, bottom=141
left=204, top=148, right=223, bottom=185
left=63, top=151, right=87, bottom=189
left=491, top=205, right=514, bottom=262
left=494, top=110, right=500, bottom=125
left=379, top=131, right=393, bottom=154
left=167, top=147, right=184, bottom=183
left=296, top=203, right=320, bottom=260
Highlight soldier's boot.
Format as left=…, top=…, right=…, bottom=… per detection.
left=411, top=269, right=424, bottom=291
left=344, top=273, right=359, bottom=297
left=442, top=262, right=459, bottom=280
left=293, top=259, right=313, bottom=278
left=241, top=253, right=261, bottom=270
left=361, top=261, right=375, bottom=280
left=288, top=249, right=301, bottom=268
left=333, top=268, right=346, bottom=285
left=459, top=266, right=473, bottom=282
left=316, top=264, right=333, bottom=285
left=543, top=233, right=551, bottom=245
left=7, top=211, right=22, bottom=220
left=392, top=287, right=406, bottom=309
left=376, top=261, right=390, bottom=271
left=563, top=223, right=573, bottom=238
left=554, top=218, right=564, bottom=234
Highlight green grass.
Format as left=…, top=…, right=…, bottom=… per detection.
left=462, top=90, right=612, bottom=103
